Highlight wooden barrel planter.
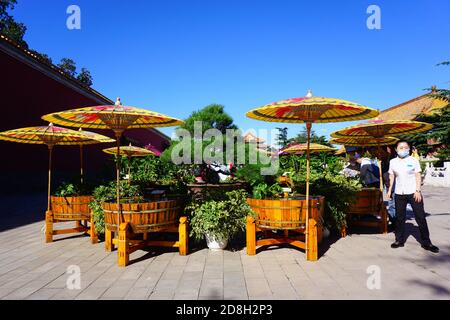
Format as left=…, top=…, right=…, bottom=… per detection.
left=102, top=198, right=188, bottom=267
left=45, top=196, right=97, bottom=244
left=345, top=188, right=387, bottom=235
left=246, top=196, right=325, bottom=261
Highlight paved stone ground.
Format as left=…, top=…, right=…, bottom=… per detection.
left=0, top=185, right=449, bottom=300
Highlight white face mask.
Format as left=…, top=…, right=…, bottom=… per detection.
left=397, top=149, right=410, bottom=158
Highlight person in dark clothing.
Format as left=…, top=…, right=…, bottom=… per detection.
left=356, top=155, right=380, bottom=188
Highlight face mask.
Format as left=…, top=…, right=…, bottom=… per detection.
left=398, top=149, right=410, bottom=158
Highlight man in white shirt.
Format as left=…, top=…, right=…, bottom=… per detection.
left=387, top=140, right=438, bottom=253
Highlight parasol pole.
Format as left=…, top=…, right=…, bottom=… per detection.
left=114, top=130, right=124, bottom=236
left=377, top=141, right=383, bottom=192
left=305, top=122, right=311, bottom=260
left=80, top=144, right=84, bottom=185
left=128, top=155, right=132, bottom=186
left=47, top=144, right=54, bottom=212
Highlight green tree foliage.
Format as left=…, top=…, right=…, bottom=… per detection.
left=407, top=104, right=450, bottom=161
left=0, top=0, right=27, bottom=48
left=275, top=127, right=288, bottom=148
left=77, top=67, right=93, bottom=86
left=57, top=58, right=77, bottom=77
left=180, top=104, right=237, bottom=135
left=407, top=62, right=449, bottom=161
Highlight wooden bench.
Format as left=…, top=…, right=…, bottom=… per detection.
left=102, top=198, right=188, bottom=267
left=343, top=188, right=388, bottom=235
left=45, top=196, right=97, bottom=244
left=246, top=196, right=324, bottom=261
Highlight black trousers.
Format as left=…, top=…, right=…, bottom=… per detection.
left=394, top=193, right=431, bottom=245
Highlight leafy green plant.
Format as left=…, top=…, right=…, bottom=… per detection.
left=53, top=180, right=95, bottom=197
left=89, top=181, right=144, bottom=234
left=280, top=153, right=362, bottom=232
left=125, top=155, right=195, bottom=194
left=252, top=182, right=283, bottom=199
left=187, top=190, right=255, bottom=242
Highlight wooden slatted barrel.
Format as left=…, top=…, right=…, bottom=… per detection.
left=102, top=199, right=181, bottom=233
left=348, top=188, right=381, bottom=215
left=51, top=196, right=93, bottom=221
left=247, top=196, right=324, bottom=229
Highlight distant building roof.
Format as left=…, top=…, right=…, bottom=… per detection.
left=378, top=86, right=448, bottom=121
left=243, top=131, right=266, bottom=144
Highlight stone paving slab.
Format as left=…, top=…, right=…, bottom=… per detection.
left=0, top=186, right=449, bottom=300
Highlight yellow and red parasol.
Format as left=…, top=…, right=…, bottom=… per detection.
left=246, top=90, right=379, bottom=260
left=280, top=143, right=336, bottom=155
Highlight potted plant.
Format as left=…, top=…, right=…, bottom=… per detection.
left=187, top=189, right=255, bottom=250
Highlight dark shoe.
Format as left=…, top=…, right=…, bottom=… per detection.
left=421, top=244, right=439, bottom=253
left=391, top=241, right=404, bottom=249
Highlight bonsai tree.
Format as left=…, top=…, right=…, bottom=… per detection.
left=162, top=104, right=241, bottom=184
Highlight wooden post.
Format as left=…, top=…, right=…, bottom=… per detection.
left=306, top=217, right=318, bottom=261
left=305, top=122, right=312, bottom=261
left=45, top=210, right=53, bottom=243
left=246, top=216, right=256, bottom=255
left=178, top=217, right=188, bottom=256
left=105, top=228, right=113, bottom=251
left=118, top=222, right=130, bottom=267
left=90, top=213, right=98, bottom=244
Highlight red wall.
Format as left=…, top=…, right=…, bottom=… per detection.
left=0, top=49, right=169, bottom=192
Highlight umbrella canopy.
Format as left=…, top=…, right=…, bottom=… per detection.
left=246, top=91, right=379, bottom=123
left=42, top=98, right=183, bottom=131
left=78, top=129, right=115, bottom=144
left=246, top=90, right=378, bottom=261
left=329, top=136, right=399, bottom=147
left=330, top=119, right=433, bottom=139
left=103, top=143, right=155, bottom=157
left=280, top=143, right=336, bottom=155
left=0, top=124, right=96, bottom=145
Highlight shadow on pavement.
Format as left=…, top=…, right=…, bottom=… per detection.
left=0, top=193, right=46, bottom=232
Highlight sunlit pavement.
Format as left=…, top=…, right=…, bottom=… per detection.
left=0, top=185, right=448, bottom=300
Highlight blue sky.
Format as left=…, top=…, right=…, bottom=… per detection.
left=11, top=0, right=450, bottom=142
